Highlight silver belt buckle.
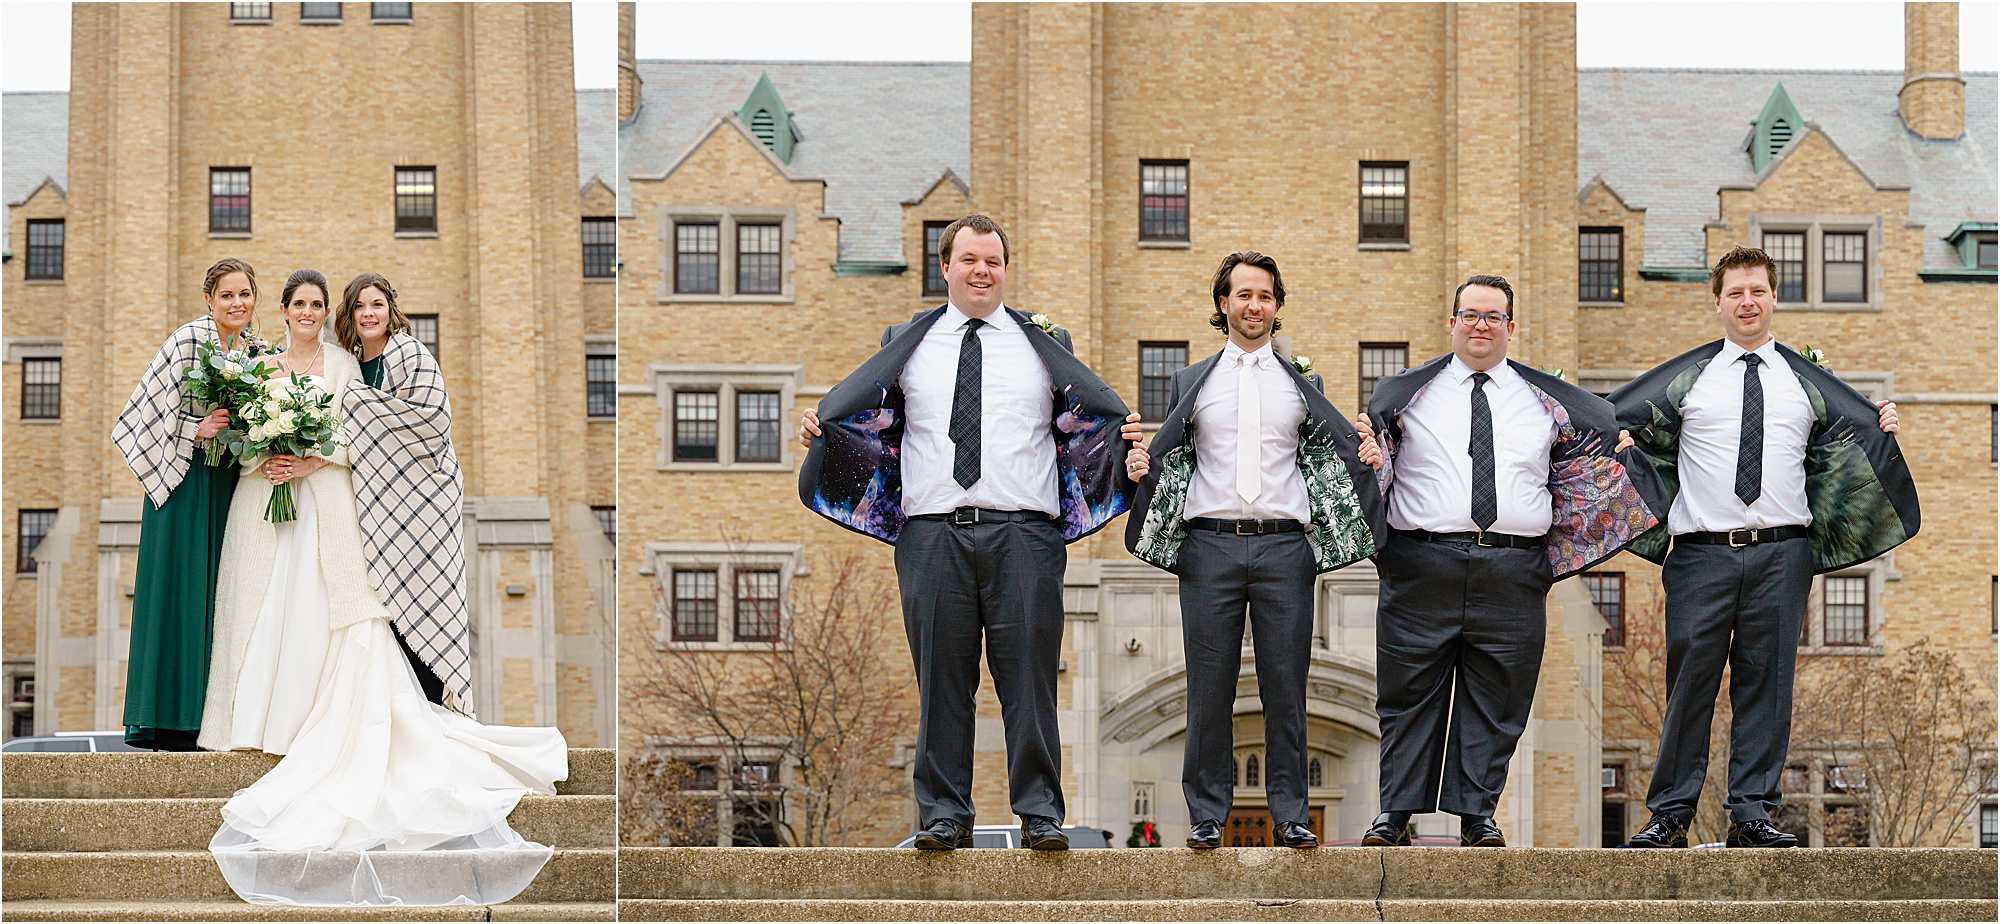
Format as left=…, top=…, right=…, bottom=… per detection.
left=1728, top=528, right=1755, bottom=548
left=1235, top=519, right=1257, bottom=535
left=953, top=508, right=982, bottom=527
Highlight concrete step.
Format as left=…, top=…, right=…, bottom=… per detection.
left=617, top=846, right=1999, bottom=902
left=0, top=900, right=613, bottom=921
left=617, top=898, right=1997, bottom=922
left=0, top=748, right=614, bottom=799
left=2, top=794, right=613, bottom=851
left=0, top=848, right=613, bottom=904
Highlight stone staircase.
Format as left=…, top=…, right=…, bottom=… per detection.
left=1, top=748, right=615, bottom=921
left=618, top=845, right=1998, bottom=921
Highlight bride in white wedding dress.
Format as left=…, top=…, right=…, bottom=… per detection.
left=198, top=269, right=567, bottom=906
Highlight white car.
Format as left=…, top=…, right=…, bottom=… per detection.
left=892, top=825, right=1114, bottom=848
left=1, top=731, right=146, bottom=753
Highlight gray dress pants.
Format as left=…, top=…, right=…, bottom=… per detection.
left=1176, top=528, right=1318, bottom=827
left=1643, top=535, right=1812, bottom=824
left=1375, top=531, right=1553, bottom=818
left=895, top=515, right=1068, bottom=827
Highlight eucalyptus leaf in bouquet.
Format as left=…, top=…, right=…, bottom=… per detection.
left=186, top=332, right=278, bottom=466
left=235, top=372, right=343, bottom=523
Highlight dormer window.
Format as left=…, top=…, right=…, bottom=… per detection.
left=734, top=73, right=798, bottom=165
left=1748, top=83, right=1804, bottom=173
left=1943, top=222, right=1998, bottom=271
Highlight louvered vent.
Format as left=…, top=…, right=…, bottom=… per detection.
left=1767, top=119, right=1792, bottom=160
left=750, top=110, right=777, bottom=150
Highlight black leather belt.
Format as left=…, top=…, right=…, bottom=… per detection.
left=1187, top=517, right=1305, bottom=535
left=910, top=507, right=1052, bottom=526
left=1394, top=528, right=1545, bottom=550
left=1677, top=525, right=1808, bottom=547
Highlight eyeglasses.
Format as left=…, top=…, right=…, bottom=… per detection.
left=1452, top=310, right=1511, bottom=328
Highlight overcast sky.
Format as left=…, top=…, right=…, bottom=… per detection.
left=0, top=1, right=619, bottom=91
left=4, top=2, right=1996, bottom=91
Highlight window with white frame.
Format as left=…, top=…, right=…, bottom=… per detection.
left=1981, top=804, right=1997, bottom=849
left=648, top=543, right=803, bottom=650
left=660, top=207, right=797, bottom=301
left=1131, top=782, right=1154, bottom=821
left=1754, top=219, right=1880, bottom=309
left=651, top=365, right=803, bottom=471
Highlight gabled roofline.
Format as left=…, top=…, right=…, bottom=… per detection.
left=901, top=168, right=970, bottom=207
left=578, top=176, right=615, bottom=199
left=7, top=176, right=67, bottom=208
left=1723, top=121, right=1911, bottom=193
left=629, top=113, right=828, bottom=187
left=1575, top=173, right=1642, bottom=211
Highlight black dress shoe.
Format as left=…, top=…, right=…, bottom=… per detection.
left=1186, top=819, right=1223, bottom=849
left=1726, top=818, right=1798, bottom=848
left=1277, top=821, right=1319, bottom=849
left=1458, top=816, right=1505, bottom=847
left=1361, top=812, right=1412, bottom=847
left=1626, top=812, right=1690, bottom=848
left=1022, top=815, right=1070, bottom=850
left=912, top=818, right=972, bottom=850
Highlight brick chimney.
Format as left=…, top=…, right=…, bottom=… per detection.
left=617, top=1, right=641, bottom=122
left=1900, top=2, right=1964, bottom=139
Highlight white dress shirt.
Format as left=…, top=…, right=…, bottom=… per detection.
left=1387, top=357, right=1558, bottom=537
left=1667, top=337, right=1813, bottom=534
left=900, top=303, right=1059, bottom=517
left=1182, top=342, right=1310, bottom=522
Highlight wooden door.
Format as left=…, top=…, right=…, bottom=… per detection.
left=1224, top=806, right=1324, bottom=846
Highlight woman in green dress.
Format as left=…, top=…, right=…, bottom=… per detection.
left=110, top=257, right=266, bottom=750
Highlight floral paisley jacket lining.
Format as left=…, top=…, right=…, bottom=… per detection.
left=1367, top=356, right=1668, bottom=580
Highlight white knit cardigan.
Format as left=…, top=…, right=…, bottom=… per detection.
left=197, top=344, right=390, bottom=751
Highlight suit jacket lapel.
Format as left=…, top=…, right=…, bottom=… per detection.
left=1002, top=307, right=1136, bottom=542
left=797, top=306, right=947, bottom=544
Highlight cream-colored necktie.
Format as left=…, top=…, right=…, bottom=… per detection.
left=1237, top=351, right=1261, bottom=505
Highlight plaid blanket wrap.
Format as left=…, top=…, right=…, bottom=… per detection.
left=113, top=317, right=226, bottom=509
left=343, top=333, right=476, bottom=717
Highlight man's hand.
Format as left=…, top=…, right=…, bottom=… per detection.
left=1615, top=429, right=1635, bottom=453
left=1358, top=431, right=1383, bottom=468
left=1120, top=412, right=1149, bottom=479
left=1876, top=400, right=1899, bottom=434
left=195, top=408, right=232, bottom=440
left=1352, top=413, right=1373, bottom=441
left=798, top=408, right=822, bottom=449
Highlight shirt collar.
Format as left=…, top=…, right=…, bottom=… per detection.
left=944, top=302, right=1009, bottom=332
left=1446, top=354, right=1511, bottom=388
left=1222, top=340, right=1274, bottom=368
left=1718, top=336, right=1779, bottom=366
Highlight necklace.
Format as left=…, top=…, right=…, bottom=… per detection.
left=284, top=329, right=324, bottom=377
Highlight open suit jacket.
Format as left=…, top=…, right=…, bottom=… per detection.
left=1367, top=356, right=1670, bottom=579
left=798, top=305, right=1137, bottom=544
left=1609, top=340, right=1920, bottom=574
left=1125, top=351, right=1388, bottom=574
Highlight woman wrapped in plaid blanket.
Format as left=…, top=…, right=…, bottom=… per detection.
left=111, top=257, right=270, bottom=751
left=201, top=271, right=567, bottom=907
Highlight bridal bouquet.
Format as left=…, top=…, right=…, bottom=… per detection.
left=186, top=334, right=277, bottom=467
left=224, top=373, right=342, bottom=522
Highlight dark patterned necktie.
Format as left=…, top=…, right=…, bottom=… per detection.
left=950, top=318, right=985, bottom=489
left=1736, top=353, right=1764, bottom=506
left=1469, top=371, right=1497, bottom=530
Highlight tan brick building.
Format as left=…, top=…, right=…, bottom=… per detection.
left=3, top=2, right=617, bottom=747
left=618, top=0, right=1994, bottom=849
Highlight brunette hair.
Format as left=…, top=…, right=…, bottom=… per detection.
left=203, top=257, right=258, bottom=297
left=938, top=214, right=1011, bottom=265
left=279, top=269, right=330, bottom=312
left=1451, top=274, right=1515, bottom=316
left=1208, top=251, right=1286, bottom=333
left=333, top=272, right=413, bottom=354
left=1710, top=246, right=1778, bottom=295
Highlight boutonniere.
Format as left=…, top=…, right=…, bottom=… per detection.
left=1027, top=313, right=1058, bottom=336
left=1800, top=344, right=1830, bottom=370
left=1536, top=364, right=1567, bottom=382
left=1291, top=355, right=1314, bottom=376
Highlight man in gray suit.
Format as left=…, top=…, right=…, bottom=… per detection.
left=798, top=215, right=1143, bottom=850
left=1123, top=252, right=1387, bottom=849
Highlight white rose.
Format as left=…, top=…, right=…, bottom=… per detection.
left=248, top=424, right=267, bottom=442
left=262, top=398, right=283, bottom=417
left=276, top=412, right=297, bottom=433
